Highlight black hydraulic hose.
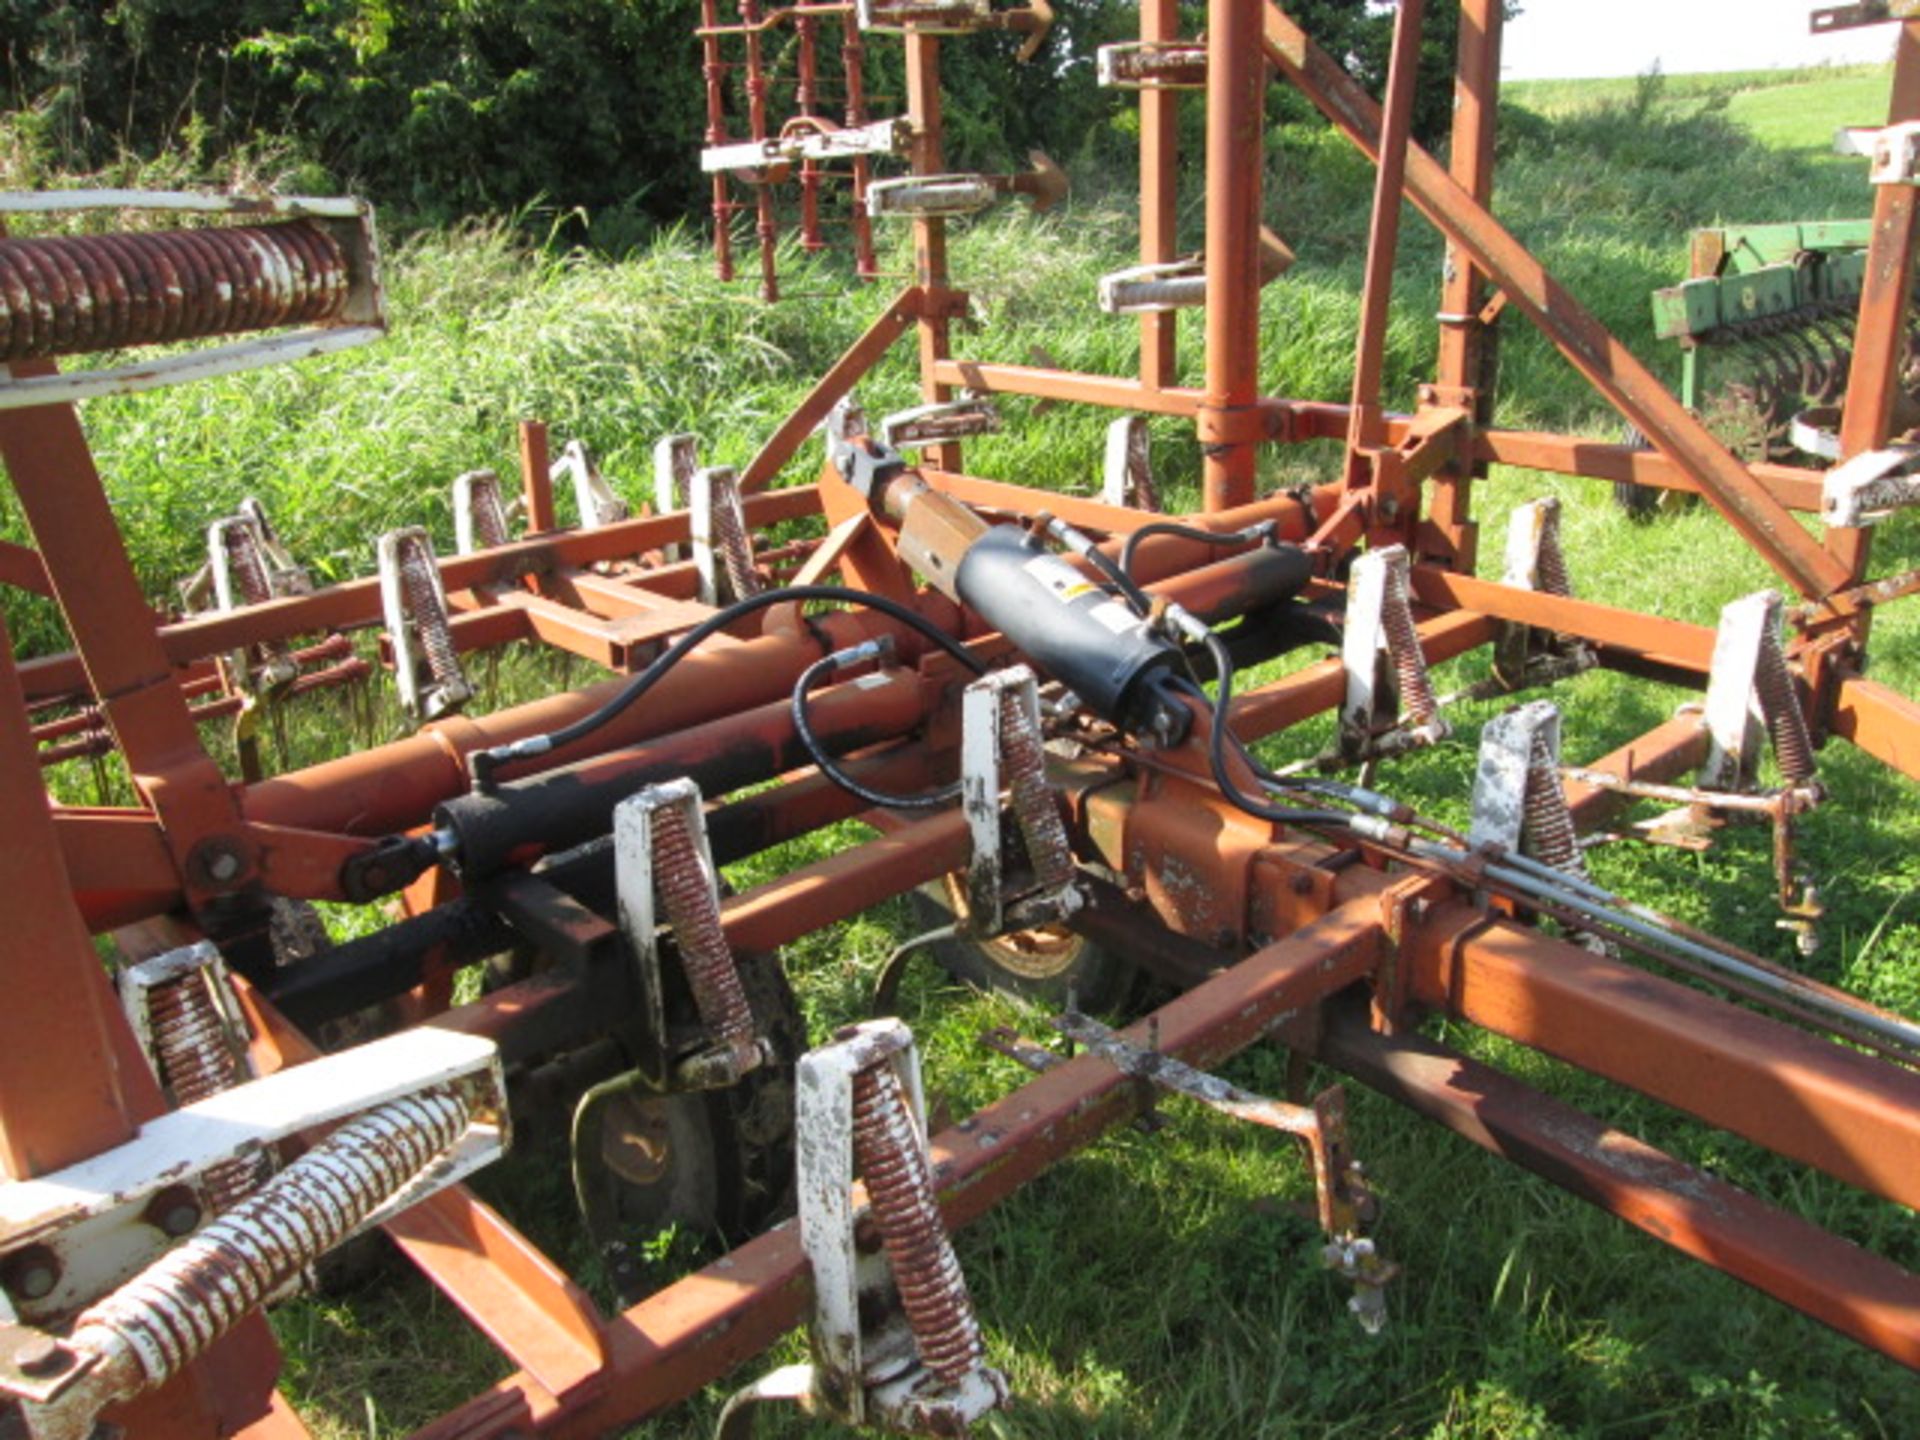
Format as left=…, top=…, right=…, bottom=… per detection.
left=1187, top=639, right=1351, bottom=828
left=791, top=652, right=962, bottom=811
left=469, top=584, right=988, bottom=791
left=1119, top=520, right=1276, bottom=583
left=1082, top=543, right=1154, bottom=616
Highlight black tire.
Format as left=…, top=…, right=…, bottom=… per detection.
left=907, top=871, right=1136, bottom=1012
left=576, top=950, right=803, bottom=1300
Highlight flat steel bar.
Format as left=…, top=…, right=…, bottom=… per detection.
left=1138, top=0, right=1179, bottom=391
left=1408, top=908, right=1920, bottom=1211
left=1261, top=2, right=1851, bottom=600
left=932, top=359, right=1204, bottom=416
left=1317, top=1010, right=1920, bottom=1371
left=1832, top=672, right=1920, bottom=780
left=0, top=621, right=159, bottom=1175
left=1834, top=19, right=1920, bottom=580
left=411, top=905, right=1384, bottom=1439
left=1344, top=0, right=1423, bottom=455
left=1410, top=567, right=1715, bottom=673
left=739, top=288, right=922, bottom=491
left=1199, top=0, right=1266, bottom=509
left=1426, top=0, right=1504, bottom=562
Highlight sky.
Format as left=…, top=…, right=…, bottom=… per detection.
left=1502, top=0, right=1897, bottom=80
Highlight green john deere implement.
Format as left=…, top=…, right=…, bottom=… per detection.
left=1618, top=218, right=1909, bottom=515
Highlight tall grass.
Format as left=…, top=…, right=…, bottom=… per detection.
left=17, top=61, right=1920, bottom=1439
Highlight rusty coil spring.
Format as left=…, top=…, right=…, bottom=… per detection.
left=850, top=1060, right=983, bottom=1387
left=1521, top=731, right=1585, bottom=877
left=143, top=973, right=263, bottom=1209
left=0, top=221, right=350, bottom=363
left=999, top=691, right=1073, bottom=892
left=221, top=524, right=274, bottom=607
left=221, top=523, right=296, bottom=680
left=398, top=538, right=464, bottom=689
left=650, top=802, right=757, bottom=1054
left=1754, top=631, right=1818, bottom=787
left=1128, top=433, right=1160, bottom=514
left=470, top=479, right=511, bottom=551
left=71, top=1088, right=466, bottom=1393
left=1534, top=515, right=1573, bottom=600
left=708, top=475, right=764, bottom=600
left=1380, top=562, right=1440, bottom=728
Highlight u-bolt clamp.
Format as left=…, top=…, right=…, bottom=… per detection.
left=716, top=1019, right=1008, bottom=1438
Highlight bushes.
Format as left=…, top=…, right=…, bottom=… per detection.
left=2, top=1, right=1512, bottom=244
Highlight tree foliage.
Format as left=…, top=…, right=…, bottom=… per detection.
left=2, top=0, right=1514, bottom=244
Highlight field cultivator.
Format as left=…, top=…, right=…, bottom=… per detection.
left=8, top=3, right=1920, bottom=1437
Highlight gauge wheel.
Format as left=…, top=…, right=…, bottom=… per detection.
left=577, top=950, right=803, bottom=1298
left=908, top=871, right=1136, bottom=1012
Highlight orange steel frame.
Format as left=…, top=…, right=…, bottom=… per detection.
left=7, top=5, right=1920, bottom=1437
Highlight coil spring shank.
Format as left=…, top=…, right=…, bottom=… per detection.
left=70, top=1089, right=466, bottom=1401
left=710, top=475, right=764, bottom=600
left=651, top=802, right=759, bottom=1060
left=1521, top=731, right=1584, bottom=877
left=220, top=523, right=297, bottom=680
left=1380, top=562, right=1441, bottom=730
left=143, top=971, right=264, bottom=1209
left=850, top=1061, right=984, bottom=1387
left=1754, top=634, right=1818, bottom=787
left=472, top=481, right=510, bottom=551
left=398, top=538, right=464, bottom=690
left=998, top=691, right=1073, bottom=893
left=0, top=221, right=351, bottom=363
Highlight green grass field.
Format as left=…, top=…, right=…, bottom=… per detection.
left=17, top=57, right=1920, bottom=1440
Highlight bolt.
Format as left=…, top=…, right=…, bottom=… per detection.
left=2, top=1248, right=60, bottom=1302
left=12, top=1336, right=68, bottom=1377
left=143, top=1184, right=202, bottom=1238
left=207, top=850, right=242, bottom=883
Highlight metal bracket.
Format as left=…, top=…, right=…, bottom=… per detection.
left=866, top=174, right=996, bottom=220
left=614, top=778, right=767, bottom=1088
left=452, top=469, right=517, bottom=554
left=1096, top=41, right=1207, bottom=89
left=1869, top=119, right=1920, bottom=184
left=1098, top=257, right=1205, bottom=314
left=1333, top=545, right=1448, bottom=764
left=1051, top=1012, right=1394, bottom=1332
left=552, top=438, right=629, bottom=530
left=0, top=191, right=386, bottom=411
left=716, top=1019, right=1006, bottom=1438
left=962, top=665, right=1080, bottom=939
left=376, top=526, right=473, bottom=722
left=1822, top=443, right=1920, bottom=526
left=856, top=0, right=989, bottom=33
left=1812, top=0, right=1920, bottom=31
left=703, top=118, right=910, bottom=174
left=1101, top=414, right=1158, bottom=510
left=689, top=465, right=762, bottom=605
left=0, top=1027, right=504, bottom=1331
left=653, top=433, right=701, bottom=562
left=878, top=395, right=1000, bottom=452
left=1489, top=497, right=1594, bottom=693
